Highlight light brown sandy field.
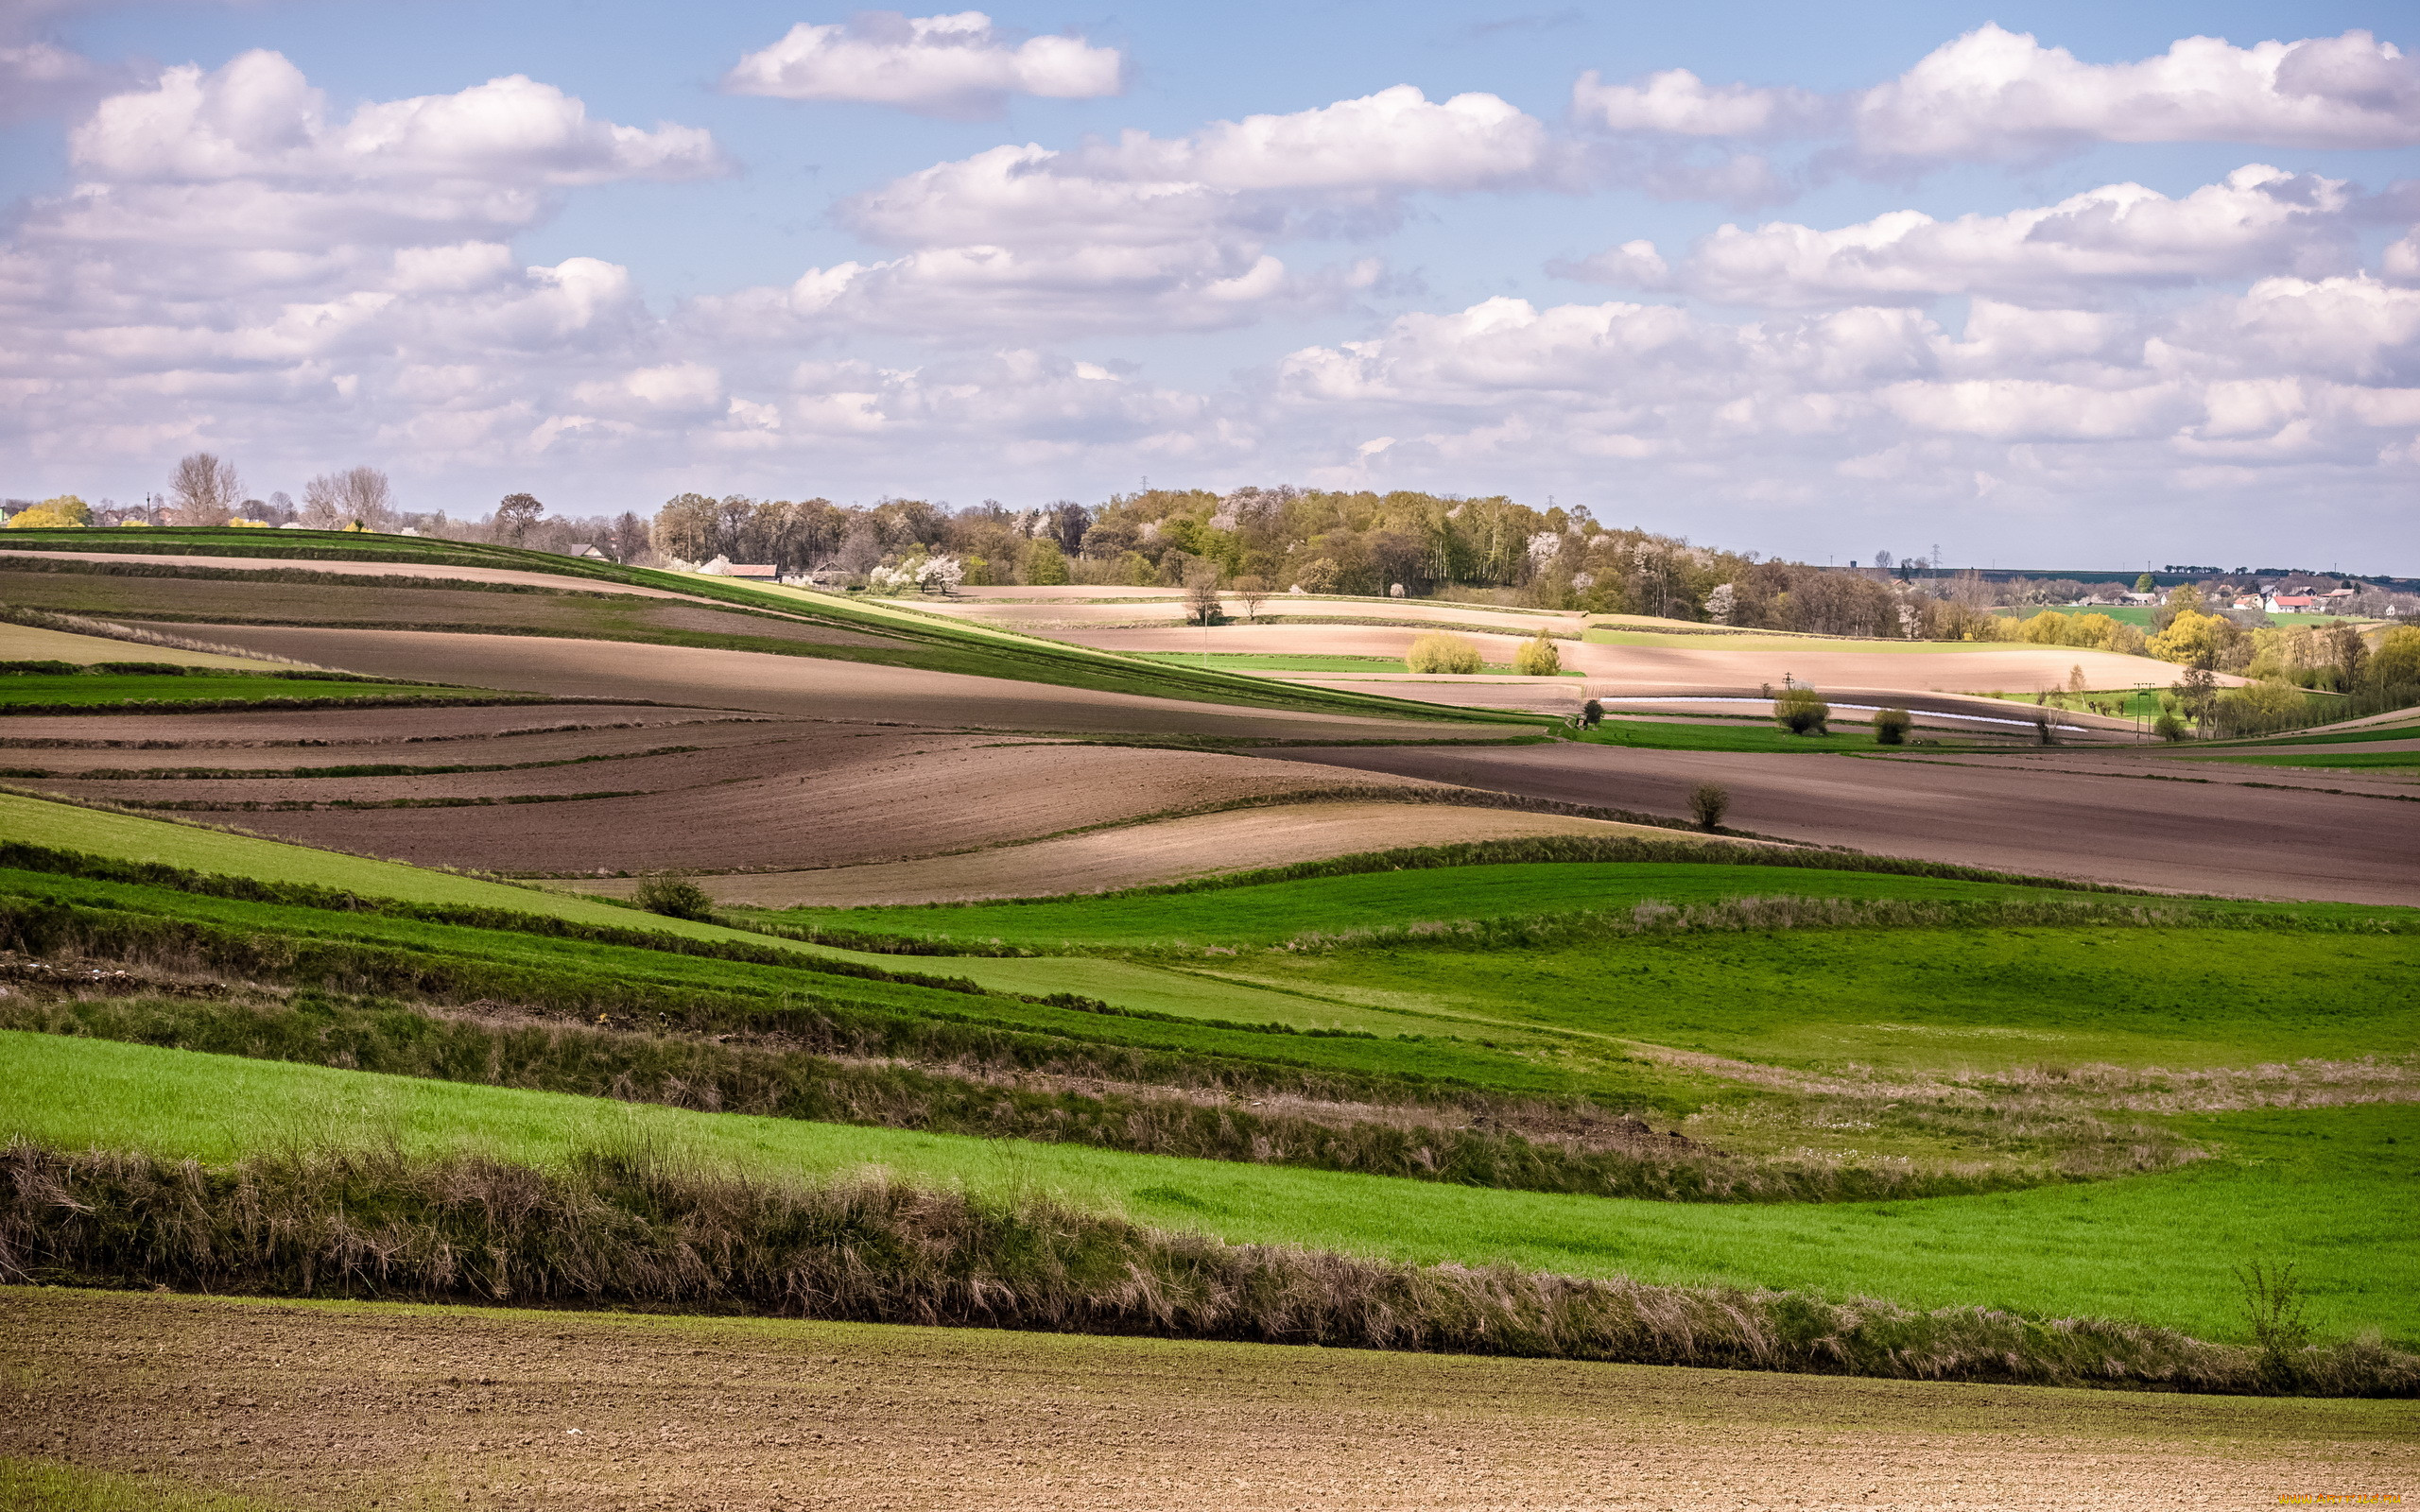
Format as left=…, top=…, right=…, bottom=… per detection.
left=8, top=1289, right=2412, bottom=1512
left=129, top=625, right=1510, bottom=740
left=0, top=621, right=284, bottom=669
left=1269, top=743, right=2420, bottom=904
left=1044, top=622, right=2206, bottom=702
left=566, top=799, right=1699, bottom=904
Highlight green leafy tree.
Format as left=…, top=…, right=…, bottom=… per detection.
left=1023, top=538, right=1070, bottom=585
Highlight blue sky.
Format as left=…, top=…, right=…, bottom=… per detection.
left=5, top=0, right=2417, bottom=570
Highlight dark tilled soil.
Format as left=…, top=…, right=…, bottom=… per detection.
left=7, top=1289, right=2412, bottom=1511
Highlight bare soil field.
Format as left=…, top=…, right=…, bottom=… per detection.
left=158, top=741, right=1449, bottom=875
left=0, top=714, right=786, bottom=770
left=1569, top=641, right=2209, bottom=697
left=9, top=1289, right=2411, bottom=1512
left=1265, top=744, right=2420, bottom=904
left=1890, top=747, right=2420, bottom=797
left=1045, top=622, right=2196, bottom=703
left=0, top=703, right=709, bottom=749
left=0, top=621, right=281, bottom=669
left=121, top=626, right=1509, bottom=741
left=578, top=799, right=1684, bottom=904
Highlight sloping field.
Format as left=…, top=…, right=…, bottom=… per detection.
left=113, top=625, right=1516, bottom=740
left=0, top=620, right=280, bottom=670
left=126, top=739, right=1449, bottom=874
left=571, top=799, right=1701, bottom=905
left=1, top=568, right=908, bottom=652
left=1267, top=743, right=2420, bottom=904
left=11, top=1290, right=2410, bottom=1512
left=0, top=548, right=701, bottom=598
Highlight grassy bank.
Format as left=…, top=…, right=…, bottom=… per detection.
left=6, top=1032, right=2412, bottom=1347
left=5, top=1135, right=2410, bottom=1394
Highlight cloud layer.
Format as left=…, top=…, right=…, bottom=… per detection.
left=0, top=21, right=2414, bottom=564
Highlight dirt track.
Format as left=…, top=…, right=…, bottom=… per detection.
left=587, top=800, right=1690, bottom=904
left=1265, top=744, right=2420, bottom=904
left=8, top=1289, right=2411, bottom=1512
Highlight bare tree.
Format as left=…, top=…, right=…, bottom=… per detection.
left=302, top=466, right=393, bottom=529
left=1184, top=565, right=1223, bottom=627
left=1232, top=574, right=1270, bottom=624
left=167, top=452, right=241, bottom=525
left=611, top=511, right=650, bottom=563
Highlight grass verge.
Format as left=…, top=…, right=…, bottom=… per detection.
left=5, top=1137, right=2409, bottom=1395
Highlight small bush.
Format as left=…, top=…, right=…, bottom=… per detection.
left=1689, top=783, right=1730, bottom=832
left=2153, top=712, right=2188, bottom=742
left=2237, top=1258, right=2312, bottom=1391
left=1406, top=632, right=1483, bottom=674
left=1512, top=632, right=1562, bottom=677
left=632, top=872, right=716, bottom=921
left=1772, top=685, right=1829, bottom=735
left=1581, top=698, right=1603, bottom=728
left=1872, top=707, right=1912, bottom=745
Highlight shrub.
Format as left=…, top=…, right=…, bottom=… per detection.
left=1581, top=698, right=1603, bottom=728
left=1512, top=632, right=1562, bottom=677
left=1772, top=684, right=1829, bottom=735
left=2237, top=1259, right=2312, bottom=1392
left=1872, top=707, right=1912, bottom=745
left=1406, top=632, right=1483, bottom=674
left=1689, top=783, right=1730, bottom=832
left=632, top=872, right=716, bottom=921
left=2153, top=712, right=2188, bottom=742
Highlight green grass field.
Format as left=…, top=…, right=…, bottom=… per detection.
left=744, top=861, right=2204, bottom=948
left=1579, top=718, right=1894, bottom=753
left=7, top=1030, right=2410, bottom=1347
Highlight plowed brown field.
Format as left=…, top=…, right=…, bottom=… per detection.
left=572, top=799, right=1685, bottom=904
left=190, top=741, right=1443, bottom=873
left=9, top=1289, right=2411, bottom=1512
left=1268, top=743, right=2420, bottom=903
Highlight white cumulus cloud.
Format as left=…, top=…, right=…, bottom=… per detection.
left=1565, top=165, right=2360, bottom=307
left=1856, top=24, right=2420, bottom=160
left=1571, top=67, right=1830, bottom=138
left=723, top=11, right=1121, bottom=117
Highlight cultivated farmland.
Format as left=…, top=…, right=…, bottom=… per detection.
left=3, top=528, right=2415, bottom=1508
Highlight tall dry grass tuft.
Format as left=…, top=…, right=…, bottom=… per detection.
left=3, top=1140, right=2411, bottom=1396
